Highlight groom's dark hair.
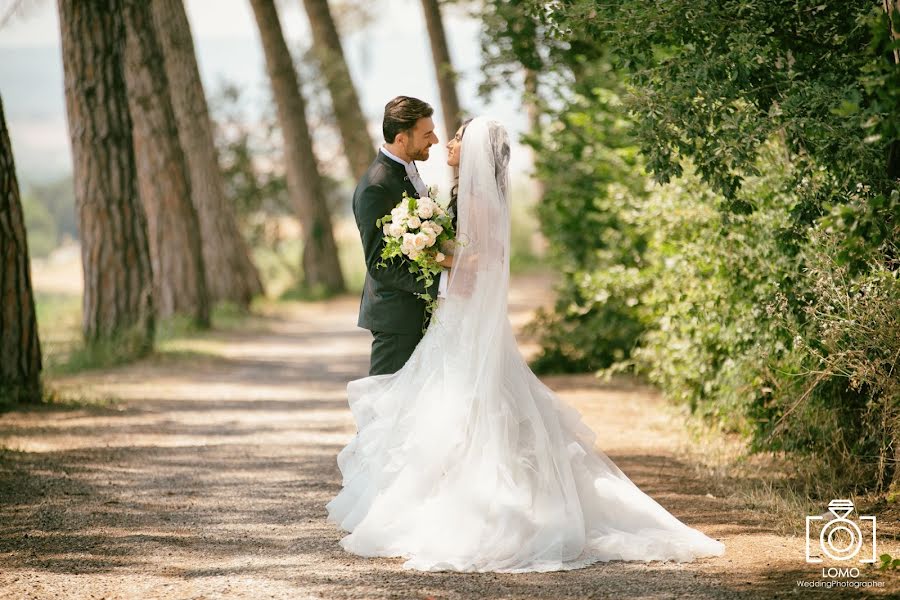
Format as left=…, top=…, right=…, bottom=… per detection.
left=383, top=96, right=434, bottom=143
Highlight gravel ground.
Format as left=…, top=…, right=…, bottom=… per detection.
left=1, top=273, right=897, bottom=599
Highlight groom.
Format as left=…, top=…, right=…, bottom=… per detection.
left=353, top=96, right=449, bottom=376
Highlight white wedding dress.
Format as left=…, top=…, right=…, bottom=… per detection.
left=325, top=117, right=726, bottom=572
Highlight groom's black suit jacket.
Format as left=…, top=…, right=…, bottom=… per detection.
left=353, top=150, right=441, bottom=335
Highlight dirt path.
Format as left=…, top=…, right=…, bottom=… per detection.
left=1, top=273, right=897, bottom=599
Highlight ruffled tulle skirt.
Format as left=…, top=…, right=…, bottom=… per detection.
left=325, top=311, right=725, bottom=573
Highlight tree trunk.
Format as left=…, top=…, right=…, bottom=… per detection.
left=57, top=0, right=155, bottom=354
left=885, top=0, right=900, bottom=63
left=151, top=0, right=264, bottom=308
left=523, top=66, right=545, bottom=201
left=884, top=0, right=900, bottom=179
left=250, top=0, right=345, bottom=294
left=301, top=0, right=374, bottom=180
left=0, top=95, right=42, bottom=404
left=420, top=0, right=463, bottom=142
left=122, top=0, right=210, bottom=326
left=884, top=0, right=900, bottom=493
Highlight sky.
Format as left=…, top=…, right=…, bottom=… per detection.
left=0, top=0, right=531, bottom=194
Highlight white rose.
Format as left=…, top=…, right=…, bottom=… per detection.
left=408, top=248, right=421, bottom=260
left=391, top=207, right=406, bottom=221
left=422, top=220, right=442, bottom=235
left=401, top=232, right=417, bottom=255
left=406, top=215, right=421, bottom=229
left=389, top=222, right=407, bottom=237
left=435, top=252, right=445, bottom=263
left=417, top=199, right=435, bottom=219
left=383, top=223, right=392, bottom=236
left=412, top=232, right=428, bottom=250
left=423, top=230, right=438, bottom=247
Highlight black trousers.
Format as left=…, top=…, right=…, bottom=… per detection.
left=369, top=329, right=422, bottom=376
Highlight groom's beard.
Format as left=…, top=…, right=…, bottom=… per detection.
left=407, top=143, right=431, bottom=162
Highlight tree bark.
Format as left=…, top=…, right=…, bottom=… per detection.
left=122, top=0, right=210, bottom=326
left=250, top=0, right=345, bottom=293
left=888, top=0, right=900, bottom=496
left=0, top=95, right=42, bottom=404
left=883, top=0, right=900, bottom=179
left=524, top=66, right=545, bottom=201
left=420, top=0, right=463, bottom=143
left=151, top=0, right=264, bottom=308
left=301, top=0, right=374, bottom=180
left=884, top=0, right=900, bottom=63
left=57, top=0, right=155, bottom=354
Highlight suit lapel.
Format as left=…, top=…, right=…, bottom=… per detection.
left=376, top=151, right=422, bottom=200
left=403, top=177, right=420, bottom=199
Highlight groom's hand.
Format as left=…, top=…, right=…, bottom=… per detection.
left=451, top=267, right=476, bottom=298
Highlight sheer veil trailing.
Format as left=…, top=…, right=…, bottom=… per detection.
left=432, top=117, right=512, bottom=389
left=325, top=116, right=726, bottom=572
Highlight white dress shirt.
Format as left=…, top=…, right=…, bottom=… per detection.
left=380, top=146, right=449, bottom=299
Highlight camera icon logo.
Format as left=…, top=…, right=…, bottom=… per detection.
left=805, top=499, right=876, bottom=563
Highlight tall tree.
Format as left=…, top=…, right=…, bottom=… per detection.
left=57, top=0, right=155, bottom=354
left=884, top=0, right=900, bottom=179
left=479, top=0, right=547, bottom=199
left=250, top=0, right=345, bottom=294
left=151, top=0, right=264, bottom=308
left=881, top=0, right=900, bottom=491
left=122, top=0, right=210, bottom=326
left=523, top=66, right=544, bottom=200
left=0, top=95, right=42, bottom=404
left=301, top=0, right=374, bottom=180
left=420, top=0, right=462, bottom=142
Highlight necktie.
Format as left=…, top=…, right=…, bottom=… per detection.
left=407, top=163, right=428, bottom=198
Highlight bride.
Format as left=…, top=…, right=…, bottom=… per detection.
left=325, top=116, right=726, bottom=573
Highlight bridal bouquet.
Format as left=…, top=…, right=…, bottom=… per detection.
left=375, top=186, right=458, bottom=323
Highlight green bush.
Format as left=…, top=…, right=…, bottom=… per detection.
left=625, top=140, right=803, bottom=432
left=523, top=81, right=652, bottom=373
left=759, top=227, right=900, bottom=493
left=483, top=0, right=900, bottom=496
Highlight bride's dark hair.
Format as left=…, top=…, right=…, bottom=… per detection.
left=448, top=118, right=511, bottom=228
left=448, top=118, right=473, bottom=229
